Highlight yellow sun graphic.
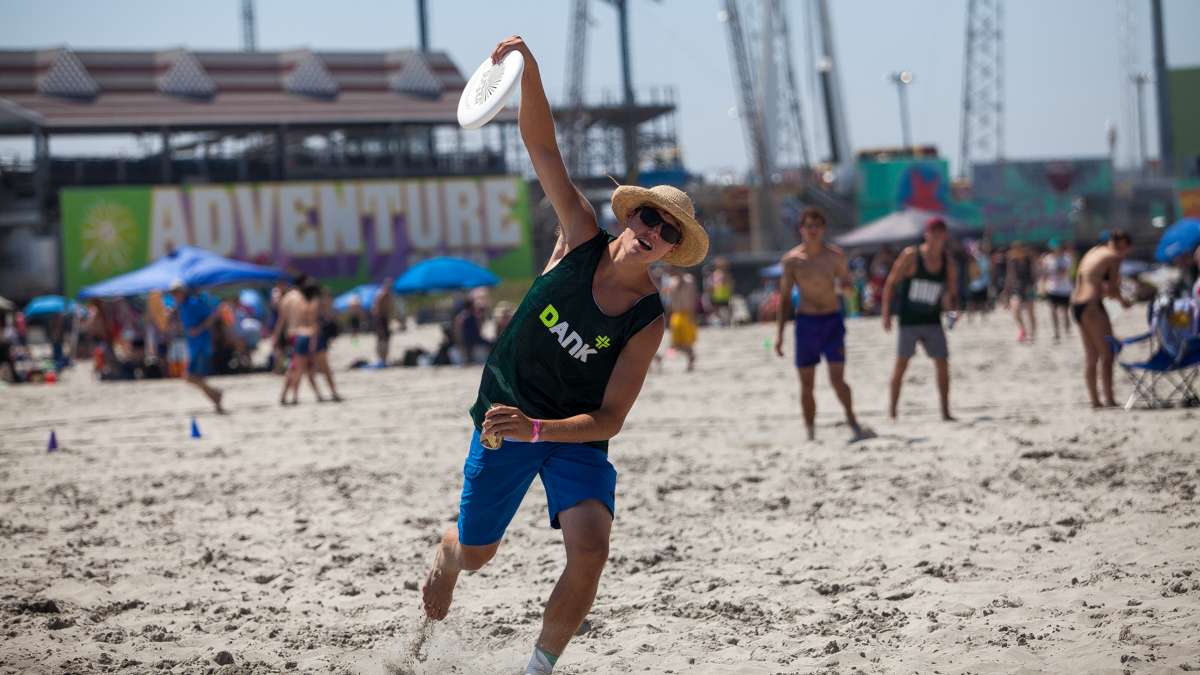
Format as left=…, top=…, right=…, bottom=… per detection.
left=80, top=201, right=137, bottom=274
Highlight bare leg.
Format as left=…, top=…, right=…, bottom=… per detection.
left=1049, top=302, right=1061, bottom=341
left=1011, top=297, right=1026, bottom=339
left=826, top=361, right=863, bottom=432
left=934, top=358, right=954, bottom=421
left=304, top=359, right=325, bottom=402
left=1026, top=302, right=1037, bottom=340
left=536, top=500, right=612, bottom=658
left=422, top=528, right=499, bottom=620
left=187, top=374, right=224, bottom=413
left=798, top=366, right=817, bottom=440
left=681, top=346, right=695, bottom=372
left=1077, top=305, right=1114, bottom=407
left=287, top=357, right=309, bottom=404
left=889, top=357, right=910, bottom=420
left=316, top=352, right=341, bottom=400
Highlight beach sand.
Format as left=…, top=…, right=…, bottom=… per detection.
left=1, top=306, right=1197, bottom=674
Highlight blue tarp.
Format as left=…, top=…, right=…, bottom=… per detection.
left=79, top=246, right=285, bottom=298
left=333, top=284, right=380, bottom=313
left=393, top=257, right=499, bottom=295
left=1156, top=218, right=1200, bottom=263
left=24, top=295, right=76, bottom=318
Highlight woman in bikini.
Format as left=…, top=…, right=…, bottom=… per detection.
left=1070, top=230, right=1132, bottom=408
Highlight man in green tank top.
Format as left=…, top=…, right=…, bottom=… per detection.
left=881, top=218, right=958, bottom=421
left=421, top=36, right=709, bottom=675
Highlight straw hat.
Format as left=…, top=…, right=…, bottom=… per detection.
left=611, top=185, right=709, bottom=267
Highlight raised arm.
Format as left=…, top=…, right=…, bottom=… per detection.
left=491, top=36, right=597, bottom=255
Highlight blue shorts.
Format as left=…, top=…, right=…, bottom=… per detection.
left=457, top=429, right=617, bottom=547
left=187, top=347, right=212, bottom=377
left=794, top=312, right=846, bottom=368
left=292, top=335, right=312, bottom=356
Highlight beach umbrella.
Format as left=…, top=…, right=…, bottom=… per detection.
left=79, top=246, right=285, bottom=298
left=238, top=288, right=266, bottom=318
left=1155, top=218, right=1200, bottom=263
left=333, top=283, right=380, bottom=313
left=393, top=257, right=500, bottom=295
left=24, top=295, right=76, bottom=319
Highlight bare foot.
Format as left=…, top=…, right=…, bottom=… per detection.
left=213, top=389, right=225, bottom=414
left=422, top=538, right=460, bottom=620
left=849, top=424, right=877, bottom=442
left=805, top=426, right=815, bottom=442
left=942, top=413, right=957, bottom=422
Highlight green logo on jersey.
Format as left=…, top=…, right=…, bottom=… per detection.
left=594, top=335, right=610, bottom=349
left=539, top=304, right=600, bottom=363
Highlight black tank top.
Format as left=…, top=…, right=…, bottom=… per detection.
left=898, top=247, right=947, bottom=326
left=469, top=232, right=665, bottom=450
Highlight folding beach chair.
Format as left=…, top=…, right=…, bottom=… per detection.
left=1119, top=296, right=1200, bottom=409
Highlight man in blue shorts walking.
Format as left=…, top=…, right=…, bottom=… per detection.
left=170, top=280, right=224, bottom=413
left=421, top=36, right=709, bottom=675
left=774, top=207, right=873, bottom=442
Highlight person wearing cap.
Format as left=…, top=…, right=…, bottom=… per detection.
left=1039, top=238, right=1075, bottom=341
left=169, top=280, right=224, bottom=413
left=421, top=36, right=708, bottom=675
left=881, top=218, right=958, bottom=421
left=773, top=206, right=874, bottom=442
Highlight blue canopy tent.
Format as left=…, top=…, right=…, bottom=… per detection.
left=79, top=246, right=285, bottom=298
left=393, top=257, right=500, bottom=295
left=333, top=283, right=380, bottom=313
left=24, top=295, right=77, bottom=319
left=1155, top=218, right=1200, bottom=263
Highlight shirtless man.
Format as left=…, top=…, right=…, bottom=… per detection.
left=664, top=268, right=699, bottom=371
left=279, top=282, right=322, bottom=405
left=272, top=275, right=322, bottom=402
left=882, top=218, right=958, bottom=421
left=1071, top=230, right=1132, bottom=408
left=774, top=207, right=873, bottom=442
left=372, top=279, right=394, bottom=366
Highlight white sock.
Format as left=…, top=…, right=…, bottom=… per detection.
left=524, top=645, right=557, bottom=674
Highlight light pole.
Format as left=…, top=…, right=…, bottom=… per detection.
left=889, top=70, right=914, bottom=149
left=1131, top=72, right=1150, bottom=173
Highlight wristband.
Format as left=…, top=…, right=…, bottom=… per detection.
left=530, top=419, right=542, bottom=443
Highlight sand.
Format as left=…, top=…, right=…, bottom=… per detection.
left=1, top=306, right=1197, bottom=674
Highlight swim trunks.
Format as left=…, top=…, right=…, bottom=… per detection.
left=292, top=334, right=313, bottom=355
left=669, top=312, right=697, bottom=348
left=793, top=312, right=845, bottom=368
left=457, top=429, right=617, bottom=546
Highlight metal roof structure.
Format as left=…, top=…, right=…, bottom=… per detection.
left=0, top=47, right=492, bottom=134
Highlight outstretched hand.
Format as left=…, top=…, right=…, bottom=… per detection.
left=491, top=35, right=533, bottom=65
left=773, top=333, right=784, bottom=358
left=482, top=404, right=535, bottom=442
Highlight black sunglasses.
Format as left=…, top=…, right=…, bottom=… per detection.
left=635, top=206, right=683, bottom=245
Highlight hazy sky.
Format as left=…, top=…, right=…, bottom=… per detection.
left=2, top=0, right=1198, bottom=176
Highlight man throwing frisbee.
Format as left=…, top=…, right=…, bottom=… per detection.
left=421, top=36, right=709, bottom=675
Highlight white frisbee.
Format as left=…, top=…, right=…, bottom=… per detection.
left=457, top=50, right=524, bottom=130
